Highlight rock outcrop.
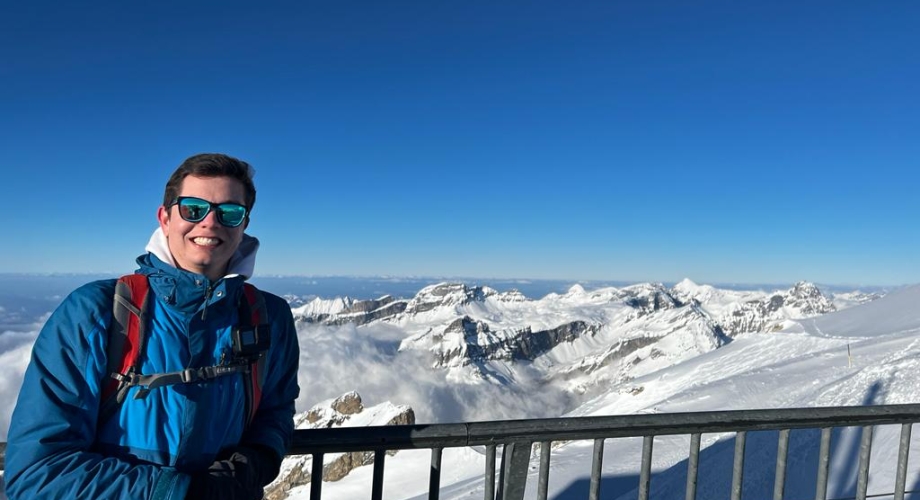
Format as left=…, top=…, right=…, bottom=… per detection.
left=264, top=392, right=415, bottom=500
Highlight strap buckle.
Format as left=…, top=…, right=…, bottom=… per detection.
left=180, top=368, right=199, bottom=383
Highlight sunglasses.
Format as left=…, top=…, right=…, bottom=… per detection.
left=168, top=197, right=249, bottom=228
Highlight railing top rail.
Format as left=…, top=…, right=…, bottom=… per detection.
left=2, top=403, right=920, bottom=468
left=288, top=403, right=920, bottom=455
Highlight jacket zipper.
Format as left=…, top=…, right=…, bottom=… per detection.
left=201, top=283, right=214, bottom=321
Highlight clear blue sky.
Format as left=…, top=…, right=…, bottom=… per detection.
left=1, top=1, right=917, bottom=286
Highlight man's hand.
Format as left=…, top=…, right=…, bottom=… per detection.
left=186, top=447, right=272, bottom=500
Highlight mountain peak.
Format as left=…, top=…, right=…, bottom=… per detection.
left=675, top=278, right=699, bottom=289
left=404, top=282, right=496, bottom=314
left=790, top=281, right=820, bottom=296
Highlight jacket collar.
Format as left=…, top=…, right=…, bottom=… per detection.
left=136, top=228, right=260, bottom=313
left=144, top=227, right=259, bottom=279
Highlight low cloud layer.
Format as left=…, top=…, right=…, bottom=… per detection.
left=0, top=329, right=40, bottom=441
left=295, top=323, right=577, bottom=424
left=0, top=314, right=579, bottom=442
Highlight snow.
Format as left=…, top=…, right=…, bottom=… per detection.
left=280, top=283, right=920, bottom=499
left=291, top=296, right=354, bottom=317
left=797, top=284, right=920, bottom=339
left=1, top=279, right=917, bottom=500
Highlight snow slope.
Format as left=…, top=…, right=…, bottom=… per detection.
left=288, top=284, right=920, bottom=499
left=0, top=280, right=907, bottom=500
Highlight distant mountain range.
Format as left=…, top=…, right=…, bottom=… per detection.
left=272, top=279, right=886, bottom=496
left=291, top=279, right=879, bottom=396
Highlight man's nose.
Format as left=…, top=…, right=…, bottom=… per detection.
left=198, top=208, right=220, bottom=227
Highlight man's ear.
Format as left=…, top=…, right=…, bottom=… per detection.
left=157, top=205, right=171, bottom=236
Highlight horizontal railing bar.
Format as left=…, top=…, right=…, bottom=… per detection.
left=285, top=404, right=920, bottom=456
left=3, top=404, right=920, bottom=471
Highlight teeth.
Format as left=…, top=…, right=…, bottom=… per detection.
left=193, top=237, right=220, bottom=246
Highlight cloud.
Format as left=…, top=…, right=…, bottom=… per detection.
left=294, top=323, right=576, bottom=423
left=0, top=313, right=579, bottom=440
left=0, top=330, right=38, bottom=441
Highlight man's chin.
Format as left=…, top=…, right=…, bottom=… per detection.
left=178, top=256, right=229, bottom=278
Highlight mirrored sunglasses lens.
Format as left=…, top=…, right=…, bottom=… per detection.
left=217, top=204, right=247, bottom=227
left=178, top=198, right=211, bottom=222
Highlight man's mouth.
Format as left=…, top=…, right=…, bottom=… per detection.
left=191, top=237, right=222, bottom=246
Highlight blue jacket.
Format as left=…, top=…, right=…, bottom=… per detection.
left=4, top=236, right=300, bottom=499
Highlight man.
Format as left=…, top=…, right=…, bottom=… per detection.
left=4, top=153, right=300, bottom=499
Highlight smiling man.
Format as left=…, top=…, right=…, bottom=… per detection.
left=5, top=154, right=300, bottom=500
left=159, top=175, right=249, bottom=281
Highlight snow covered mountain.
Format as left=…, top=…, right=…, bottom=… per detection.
left=0, top=278, right=899, bottom=500
left=283, top=283, right=920, bottom=500
left=293, top=279, right=850, bottom=397
left=670, top=278, right=837, bottom=335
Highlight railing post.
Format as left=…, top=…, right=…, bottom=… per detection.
left=773, top=429, right=790, bottom=500
left=638, top=435, right=654, bottom=500
left=816, top=428, right=832, bottom=500
left=589, top=438, right=604, bottom=500
left=371, top=449, right=386, bottom=500
left=537, top=441, right=551, bottom=500
left=497, top=441, right=532, bottom=500
left=485, top=444, right=497, bottom=500
left=731, top=431, right=747, bottom=500
left=856, top=426, right=874, bottom=500
left=686, top=433, right=701, bottom=500
left=311, top=452, right=324, bottom=500
left=429, top=447, right=443, bottom=500
left=895, top=423, right=912, bottom=500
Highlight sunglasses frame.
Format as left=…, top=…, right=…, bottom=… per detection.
left=168, top=196, right=249, bottom=228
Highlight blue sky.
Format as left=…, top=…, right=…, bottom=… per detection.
left=1, top=1, right=917, bottom=286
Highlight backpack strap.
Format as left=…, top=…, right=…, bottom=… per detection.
left=238, top=283, right=271, bottom=426
left=99, top=276, right=271, bottom=428
left=99, top=274, right=151, bottom=424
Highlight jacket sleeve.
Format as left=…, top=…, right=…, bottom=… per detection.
left=239, top=291, right=300, bottom=479
left=3, top=281, right=191, bottom=500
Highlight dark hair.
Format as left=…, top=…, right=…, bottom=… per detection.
left=163, top=153, right=257, bottom=210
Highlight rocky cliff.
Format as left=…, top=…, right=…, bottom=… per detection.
left=265, top=392, right=415, bottom=500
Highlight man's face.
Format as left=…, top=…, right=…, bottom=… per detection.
left=157, top=175, right=248, bottom=281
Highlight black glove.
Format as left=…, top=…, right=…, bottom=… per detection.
left=186, top=445, right=280, bottom=500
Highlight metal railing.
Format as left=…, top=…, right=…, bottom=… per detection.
left=3, top=404, right=920, bottom=499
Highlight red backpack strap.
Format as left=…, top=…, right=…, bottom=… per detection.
left=99, top=274, right=151, bottom=424
left=238, top=283, right=270, bottom=426
left=98, top=277, right=269, bottom=428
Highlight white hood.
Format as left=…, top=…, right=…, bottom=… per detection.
left=145, top=227, right=260, bottom=280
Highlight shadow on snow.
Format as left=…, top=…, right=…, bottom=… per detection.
left=551, top=382, right=920, bottom=500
